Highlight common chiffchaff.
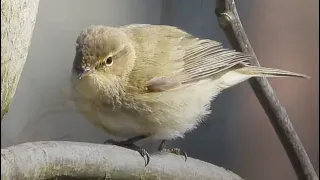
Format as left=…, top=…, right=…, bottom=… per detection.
left=71, top=24, right=309, bottom=166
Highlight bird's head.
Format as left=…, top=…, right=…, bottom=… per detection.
left=71, top=25, right=135, bottom=100
left=72, top=25, right=135, bottom=83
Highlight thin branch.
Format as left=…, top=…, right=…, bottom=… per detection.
left=215, top=1, right=318, bottom=180
left=1, top=141, right=244, bottom=180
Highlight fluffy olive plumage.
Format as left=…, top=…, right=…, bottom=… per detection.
left=71, top=24, right=308, bottom=165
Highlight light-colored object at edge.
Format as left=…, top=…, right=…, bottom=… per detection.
left=1, top=0, right=40, bottom=120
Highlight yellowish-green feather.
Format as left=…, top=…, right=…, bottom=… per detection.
left=121, top=24, right=308, bottom=93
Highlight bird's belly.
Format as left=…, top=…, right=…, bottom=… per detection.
left=75, top=97, right=209, bottom=140
left=74, top=79, right=222, bottom=140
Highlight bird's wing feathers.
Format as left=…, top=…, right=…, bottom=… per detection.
left=123, top=25, right=251, bottom=92
left=178, top=37, right=251, bottom=84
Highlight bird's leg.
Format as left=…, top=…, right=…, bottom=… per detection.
left=158, top=140, right=188, bottom=161
left=104, top=135, right=150, bottom=166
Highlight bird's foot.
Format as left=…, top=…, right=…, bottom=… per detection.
left=160, top=148, right=188, bottom=161
left=158, top=140, right=187, bottom=161
left=104, top=139, right=150, bottom=166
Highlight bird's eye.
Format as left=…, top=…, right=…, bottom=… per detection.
left=105, top=57, right=113, bottom=66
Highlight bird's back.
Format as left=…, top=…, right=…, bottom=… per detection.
left=120, top=24, right=191, bottom=90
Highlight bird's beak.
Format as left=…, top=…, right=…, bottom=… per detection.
left=78, top=68, right=92, bottom=80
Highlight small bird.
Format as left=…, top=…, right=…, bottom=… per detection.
left=70, top=24, right=309, bottom=166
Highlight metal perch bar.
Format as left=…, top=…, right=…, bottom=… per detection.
left=1, top=141, right=244, bottom=180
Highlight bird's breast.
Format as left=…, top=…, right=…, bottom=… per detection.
left=73, top=96, right=151, bottom=138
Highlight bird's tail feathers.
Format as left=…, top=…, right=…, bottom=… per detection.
left=235, top=65, right=310, bottom=79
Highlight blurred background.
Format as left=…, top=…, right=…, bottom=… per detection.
left=1, top=0, right=318, bottom=179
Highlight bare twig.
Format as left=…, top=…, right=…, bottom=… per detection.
left=214, top=1, right=318, bottom=180
left=1, top=141, right=244, bottom=180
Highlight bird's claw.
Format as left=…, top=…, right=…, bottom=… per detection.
left=161, top=148, right=188, bottom=161
left=137, top=148, right=150, bottom=166
left=104, top=139, right=151, bottom=166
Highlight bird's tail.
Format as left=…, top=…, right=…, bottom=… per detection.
left=216, top=65, right=309, bottom=90
left=234, top=65, right=310, bottom=79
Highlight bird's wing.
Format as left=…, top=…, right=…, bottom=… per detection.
left=177, top=37, right=251, bottom=84
left=122, top=25, right=251, bottom=92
